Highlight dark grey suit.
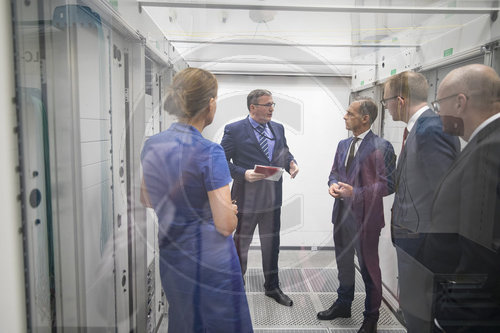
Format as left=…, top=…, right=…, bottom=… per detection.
left=424, top=117, right=500, bottom=331
left=391, top=109, right=460, bottom=332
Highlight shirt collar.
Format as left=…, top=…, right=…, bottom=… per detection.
left=248, top=116, right=267, bottom=129
left=407, top=105, right=429, bottom=132
left=469, top=112, right=500, bottom=141
left=170, top=122, right=202, bottom=136
left=355, top=128, right=371, bottom=140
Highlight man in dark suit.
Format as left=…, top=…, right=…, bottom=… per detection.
left=220, top=89, right=299, bottom=306
left=382, top=71, right=460, bottom=332
left=425, top=64, right=500, bottom=331
left=317, top=98, right=395, bottom=333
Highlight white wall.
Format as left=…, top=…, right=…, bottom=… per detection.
left=203, top=74, right=351, bottom=247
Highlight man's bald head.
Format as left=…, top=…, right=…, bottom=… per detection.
left=437, top=64, right=500, bottom=140
left=440, top=64, right=500, bottom=112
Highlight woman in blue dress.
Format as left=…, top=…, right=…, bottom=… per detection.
left=141, top=68, right=253, bottom=333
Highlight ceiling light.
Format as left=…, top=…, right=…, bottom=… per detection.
left=249, top=10, right=276, bottom=23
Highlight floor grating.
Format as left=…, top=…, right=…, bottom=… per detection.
left=246, top=268, right=310, bottom=293
left=249, top=294, right=320, bottom=327
left=302, top=268, right=365, bottom=293
left=254, top=329, right=328, bottom=332
left=254, top=328, right=406, bottom=333
left=159, top=264, right=406, bottom=332
left=248, top=267, right=405, bottom=332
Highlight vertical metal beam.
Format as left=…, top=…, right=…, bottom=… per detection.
left=0, top=1, right=27, bottom=331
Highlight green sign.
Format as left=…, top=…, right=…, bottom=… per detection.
left=391, top=69, right=397, bottom=75
left=109, top=0, right=118, bottom=10
left=360, top=80, right=364, bottom=86
left=444, top=48, right=453, bottom=57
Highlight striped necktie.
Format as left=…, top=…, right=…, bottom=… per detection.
left=256, top=125, right=270, bottom=159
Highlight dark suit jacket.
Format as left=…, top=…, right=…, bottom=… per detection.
left=422, top=117, right=500, bottom=325
left=220, top=117, right=295, bottom=213
left=392, top=109, right=460, bottom=235
left=329, top=130, right=396, bottom=230
left=427, top=117, right=500, bottom=269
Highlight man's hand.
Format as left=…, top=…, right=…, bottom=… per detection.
left=231, top=200, right=238, bottom=215
left=289, top=161, right=299, bottom=179
left=329, top=183, right=341, bottom=198
left=245, top=169, right=267, bottom=183
left=336, top=181, right=353, bottom=198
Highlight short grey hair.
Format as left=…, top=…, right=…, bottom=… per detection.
left=247, top=89, right=272, bottom=110
left=354, top=97, right=378, bottom=124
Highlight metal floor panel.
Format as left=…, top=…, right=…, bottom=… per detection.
left=254, top=328, right=406, bottom=333
left=254, top=329, right=328, bottom=332
left=249, top=294, right=321, bottom=327
left=246, top=267, right=310, bottom=292
left=248, top=267, right=365, bottom=293
left=302, top=268, right=365, bottom=293
left=159, top=265, right=406, bottom=332
left=317, top=294, right=401, bottom=328
left=248, top=268, right=405, bottom=332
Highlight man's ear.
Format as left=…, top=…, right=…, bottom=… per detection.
left=248, top=104, right=256, bottom=116
left=456, top=93, right=468, bottom=113
left=362, top=114, right=370, bottom=124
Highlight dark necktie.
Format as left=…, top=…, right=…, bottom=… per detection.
left=400, top=127, right=409, bottom=155
left=256, top=125, right=269, bottom=159
left=346, top=137, right=359, bottom=171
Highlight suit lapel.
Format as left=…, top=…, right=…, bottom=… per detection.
left=267, top=122, right=280, bottom=162
left=357, top=131, right=373, bottom=159
left=395, top=109, right=432, bottom=181
left=432, top=136, right=474, bottom=206
left=396, top=130, right=411, bottom=183
left=337, top=140, right=349, bottom=175
left=430, top=119, right=500, bottom=204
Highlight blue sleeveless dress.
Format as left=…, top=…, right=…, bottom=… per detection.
left=141, top=123, right=253, bottom=333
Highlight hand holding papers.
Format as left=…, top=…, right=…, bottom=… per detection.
left=254, top=165, right=284, bottom=181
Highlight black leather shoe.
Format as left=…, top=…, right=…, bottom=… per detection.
left=357, top=318, right=377, bottom=333
left=317, top=302, right=351, bottom=320
left=265, top=287, right=293, bottom=306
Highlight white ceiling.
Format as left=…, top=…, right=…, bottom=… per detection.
left=140, top=0, right=500, bottom=76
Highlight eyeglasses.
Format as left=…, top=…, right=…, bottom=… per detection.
left=431, top=93, right=467, bottom=113
left=253, top=102, right=276, bottom=108
left=380, top=96, right=400, bottom=108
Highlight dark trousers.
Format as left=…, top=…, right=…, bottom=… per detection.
left=233, top=208, right=281, bottom=290
left=394, top=236, right=433, bottom=333
left=334, top=203, right=382, bottom=320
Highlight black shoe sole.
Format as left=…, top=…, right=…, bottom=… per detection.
left=317, top=314, right=351, bottom=320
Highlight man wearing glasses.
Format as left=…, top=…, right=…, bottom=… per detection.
left=382, top=71, right=460, bottom=332
left=221, top=89, right=299, bottom=306
left=425, top=64, right=500, bottom=331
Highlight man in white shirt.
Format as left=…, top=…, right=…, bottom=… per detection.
left=318, top=98, right=396, bottom=333
left=382, top=71, right=460, bottom=332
